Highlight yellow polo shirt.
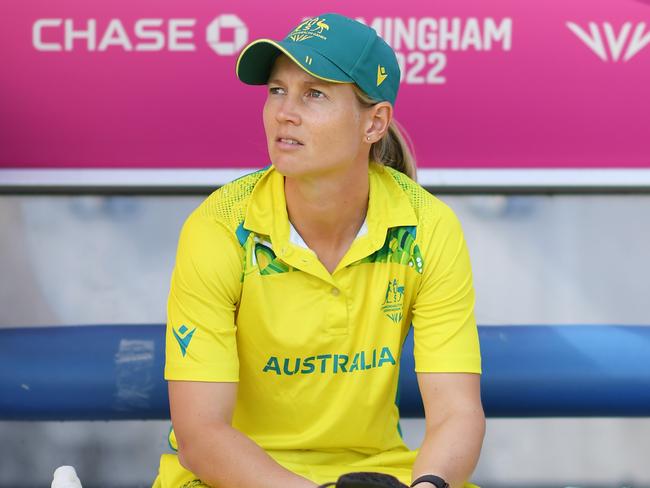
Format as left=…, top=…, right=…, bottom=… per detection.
left=157, top=163, right=481, bottom=487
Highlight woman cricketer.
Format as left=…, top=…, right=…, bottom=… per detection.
left=154, top=12, right=485, bottom=488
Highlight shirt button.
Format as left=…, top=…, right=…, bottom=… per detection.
left=331, top=287, right=340, bottom=297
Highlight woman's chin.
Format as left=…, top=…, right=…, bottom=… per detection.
left=271, top=157, right=310, bottom=178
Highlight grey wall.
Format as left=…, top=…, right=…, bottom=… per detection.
left=1, top=193, right=649, bottom=487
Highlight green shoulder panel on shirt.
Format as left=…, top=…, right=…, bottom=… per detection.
left=355, top=225, right=424, bottom=273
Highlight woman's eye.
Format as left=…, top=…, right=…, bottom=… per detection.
left=308, top=89, right=325, bottom=99
left=269, top=86, right=285, bottom=95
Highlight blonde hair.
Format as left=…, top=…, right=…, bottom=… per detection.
left=353, top=86, right=417, bottom=181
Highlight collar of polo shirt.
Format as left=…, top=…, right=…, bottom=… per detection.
left=243, top=163, right=418, bottom=276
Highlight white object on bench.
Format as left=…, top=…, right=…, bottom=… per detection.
left=51, top=466, right=83, bottom=488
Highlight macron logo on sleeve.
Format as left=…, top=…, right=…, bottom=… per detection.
left=172, top=325, right=196, bottom=357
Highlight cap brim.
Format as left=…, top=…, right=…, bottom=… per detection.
left=236, top=39, right=354, bottom=85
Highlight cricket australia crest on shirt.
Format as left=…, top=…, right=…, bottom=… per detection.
left=382, top=278, right=405, bottom=324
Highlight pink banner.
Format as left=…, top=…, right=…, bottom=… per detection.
left=1, top=0, right=649, bottom=170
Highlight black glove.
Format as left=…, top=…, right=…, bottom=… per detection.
left=319, top=471, right=409, bottom=488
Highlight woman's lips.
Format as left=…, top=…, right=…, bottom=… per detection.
left=276, top=137, right=304, bottom=149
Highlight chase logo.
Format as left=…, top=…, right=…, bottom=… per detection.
left=288, top=17, right=330, bottom=42
left=172, top=324, right=196, bottom=357
left=382, top=278, right=405, bottom=324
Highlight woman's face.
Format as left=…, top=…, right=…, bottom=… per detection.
left=263, top=55, right=369, bottom=179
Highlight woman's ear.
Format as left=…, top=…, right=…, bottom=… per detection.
left=364, top=102, right=393, bottom=144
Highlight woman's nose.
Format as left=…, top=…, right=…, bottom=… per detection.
left=275, top=95, right=301, bottom=125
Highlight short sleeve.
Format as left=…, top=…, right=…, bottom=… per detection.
left=411, top=204, right=481, bottom=374
left=164, top=211, right=243, bottom=382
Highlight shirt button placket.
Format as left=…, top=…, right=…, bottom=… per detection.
left=325, top=284, right=348, bottom=335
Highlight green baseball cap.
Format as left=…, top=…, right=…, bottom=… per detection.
left=236, top=13, right=401, bottom=106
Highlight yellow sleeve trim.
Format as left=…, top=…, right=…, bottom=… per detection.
left=414, top=354, right=482, bottom=374
left=164, top=363, right=239, bottom=383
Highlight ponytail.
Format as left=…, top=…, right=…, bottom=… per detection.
left=353, top=86, right=417, bottom=181
left=370, top=119, right=417, bottom=181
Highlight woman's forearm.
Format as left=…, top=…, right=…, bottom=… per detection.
left=178, top=422, right=317, bottom=488
left=411, top=409, right=485, bottom=488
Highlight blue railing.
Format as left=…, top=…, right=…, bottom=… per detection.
left=1, top=324, right=649, bottom=420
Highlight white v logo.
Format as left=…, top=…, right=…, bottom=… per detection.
left=602, top=22, right=631, bottom=61
left=567, top=21, right=650, bottom=62
left=567, top=22, right=608, bottom=61
left=625, top=22, right=650, bottom=61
